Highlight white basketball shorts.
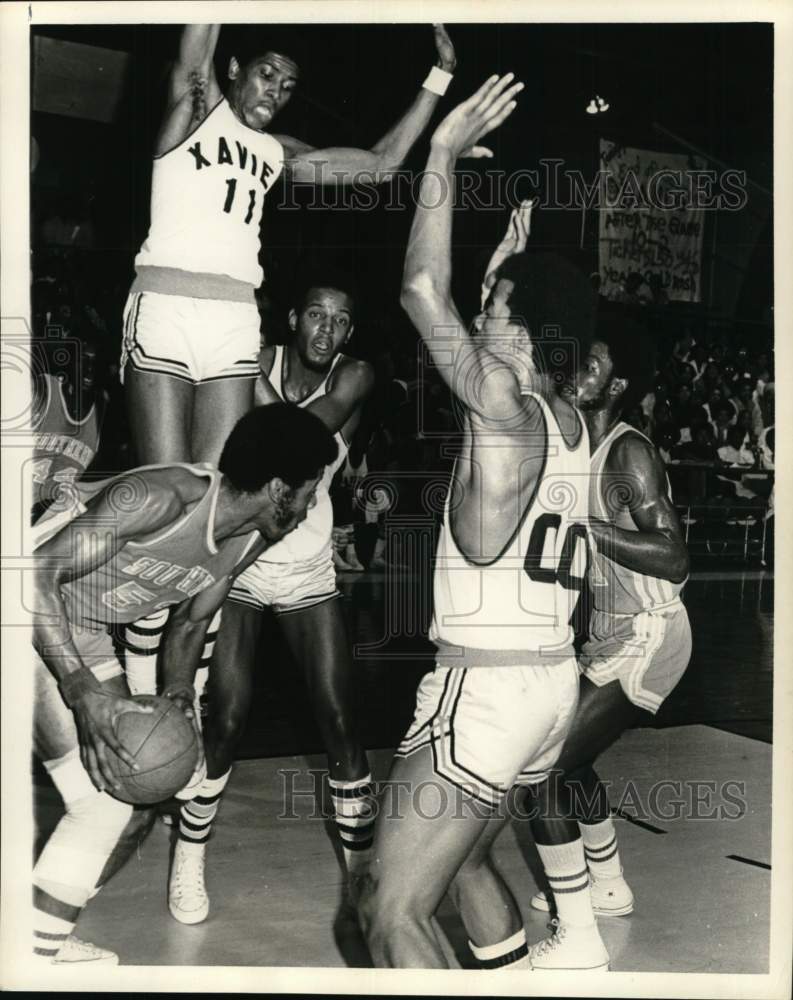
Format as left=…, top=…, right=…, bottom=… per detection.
left=396, top=656, right=580, bottom=808
left=228, top=541, right=340, bottom=615
left=121, top=291, right=260, bottom=384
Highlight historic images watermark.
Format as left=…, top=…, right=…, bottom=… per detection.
left=274, top=158, right=748, bottom=214
left=277, top=768, right=748, bottom=823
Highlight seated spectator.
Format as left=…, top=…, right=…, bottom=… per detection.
left=688, top=343, right=709, bottom=380
left=672, top=384, right=707, bottom=443
left=655, top=426, right=680, bottom=464
left=698, top=360, right=723, bottom=393
left=702, top=386, right=724, bottom=428
left=672, top=328, right=696, bottom=363
left=674, top=422, right=719, bottom=463
left=625, top=404, right=651, bottom=436
left=752, top=352, right=773, bottom=399
left=712, top=403, right=735, bottom=447
left=732, top=379, right=764, bottom=437
left=759, top=425, right=775, bottom=472
left=718, top=426, right=755, bottom=467
left=652, top=399, right=678, bottom=442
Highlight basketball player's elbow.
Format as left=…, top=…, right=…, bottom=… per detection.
left=665, top=540, right=689, bottom=583
left=401, top=271, right=446, bottom=317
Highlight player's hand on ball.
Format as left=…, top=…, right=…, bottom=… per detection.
left=432, top=73, right=523, bottom=160
left=162, top=682, right=197, bottom=720
left=73, top=689, right=154, bottom=792
left=432, top=23, right=457, bottom=72
left=163, top=683, right=205, bottom=773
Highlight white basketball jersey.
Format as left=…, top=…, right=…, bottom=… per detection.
left=431, top=392, right=590, bottom=657
left=135, top=98, right=284, bottom=287
left=259, top=346, right=348, bottom=563
left=589, top=422, right=685, bottom=614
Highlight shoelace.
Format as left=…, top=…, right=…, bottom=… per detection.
left=531, top=918, right=567, bottom=958
left=172, top=853, right=205, bottom=894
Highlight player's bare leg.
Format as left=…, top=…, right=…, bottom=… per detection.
left=447, top=797, right=529, bottom=967
left=168, top=599, right=260, bottom=924
left=278, top=598, right=373, bottom=878
left=124, top=367, right=193, bottom=464
left=357, top=745, right=515, bottom=968
left=33, top=663, right=151, bottom=965
left=192, top=377, right=256, bottom=465
left=527, top=676, right=645, bottom=920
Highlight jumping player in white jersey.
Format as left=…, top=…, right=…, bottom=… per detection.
left=123, top=22, right=457, bottom=466
left=166, top=274, right=375, bottom=924
left=356, top=76, right=605, bottom=970
left=527, top=316, right=691, bottom=922
left=30, top=405, right=336, bottom=966
left=120, top=20, right=457, bottom=721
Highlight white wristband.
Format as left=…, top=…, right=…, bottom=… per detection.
left=423, top=66, right=453, bottom=96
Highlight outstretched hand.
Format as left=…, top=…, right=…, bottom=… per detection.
left=431, top=73, right=523, bottom=160
left=432, top=23, right=457, bottom=72
left=72, top=689, right=154, bottom=793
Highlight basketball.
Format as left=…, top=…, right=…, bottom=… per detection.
left=107, top=696, right=200, bottom=805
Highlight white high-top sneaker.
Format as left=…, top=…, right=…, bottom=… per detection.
left=169, top=840, right=209, bottom=924
left=529, top=918, right=609, bottom=971
left=531, top=872, right=634, bottom=916
left=52, top=936, right=119, bottom=965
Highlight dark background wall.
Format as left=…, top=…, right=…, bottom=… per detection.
left=30, top=22, right=773, bottom=340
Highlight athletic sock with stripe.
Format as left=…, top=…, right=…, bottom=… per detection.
left=535, top=839, right=595, bottom=927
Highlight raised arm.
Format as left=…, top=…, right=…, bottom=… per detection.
left=480, top=198, right=537, bottom=307
left=277, top=25, right=457, bottom=186
left=34, top=476, right=182, bottom=789
left=399, top=74, right=525, bottom=418
left=589, top=434, right=690, bottom=583
left=156, top=25, right=223, bottom=156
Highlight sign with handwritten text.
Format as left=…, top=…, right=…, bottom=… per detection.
left=598, top=140, right=705, bottom=303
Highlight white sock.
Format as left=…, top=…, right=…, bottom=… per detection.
left=579, top=817, right=623, bottom=879
left=328, top=774, right=375, bottom=875
left=178, top=770, right=231, bottom=845
left=469, top=927, right=530, bottom=969
left=124, top=608, right=169, bottom=695
left=536, top=839, right=595, bottom=928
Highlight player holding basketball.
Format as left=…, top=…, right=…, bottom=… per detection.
left=31, top=405, right=336, bottom=966
left=123, top=23, right=457, bottom=465
left=356, top=76, right=605, bottom=969
left=167, top=273, right=375, bottom=924
left=526, top=317, right=691, bottom=921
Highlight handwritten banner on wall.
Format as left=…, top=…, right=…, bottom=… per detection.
left=598, top=140, right=705, bottom=303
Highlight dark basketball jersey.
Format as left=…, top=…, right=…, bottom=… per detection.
left=32, top=374, right=100, bottom=510
left=34, top=464, right=260, bottom=627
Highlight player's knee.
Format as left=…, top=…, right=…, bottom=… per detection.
left=357, top=871, right=428, bottom=945
left=449, top=851, right=491, bottom=904
left=209, top=700, right=248, bottom=750
left=316, top=704, right=355, bottom=753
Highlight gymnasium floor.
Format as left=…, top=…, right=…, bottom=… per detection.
left=31, top=568, right=774, bottom=973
